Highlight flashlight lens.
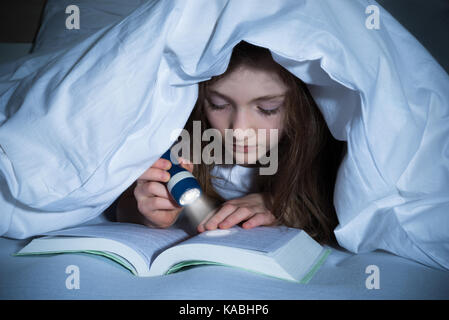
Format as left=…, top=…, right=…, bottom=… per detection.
left=179, top=188, right=201, bottom=206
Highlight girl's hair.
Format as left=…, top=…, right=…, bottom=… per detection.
left=182, top=41, right=346, bottom=244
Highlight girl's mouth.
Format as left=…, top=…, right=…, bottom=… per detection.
left=233, top=144, right=256, bottom=153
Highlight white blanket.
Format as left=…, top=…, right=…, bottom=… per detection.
left=0, top=0, right=448, bottom=270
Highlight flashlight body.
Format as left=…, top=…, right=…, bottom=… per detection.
left=161, top=150, right=202, bottom=206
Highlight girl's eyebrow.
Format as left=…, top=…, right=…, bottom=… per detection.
left=208, top=90, right=285, bottom=103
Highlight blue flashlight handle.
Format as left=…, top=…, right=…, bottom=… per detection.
left=161, top=149, right=201, bottom=206
left=161, top=150, right=187, bottom=176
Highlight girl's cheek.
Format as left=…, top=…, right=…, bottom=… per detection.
left=206, top=111, right=229, bottom=131
left=206, top=116, right=220, bottom=131
left=205, top=111, right=217, bottom=128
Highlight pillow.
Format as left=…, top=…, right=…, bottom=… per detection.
left=0, top=0, right=447, bottom=271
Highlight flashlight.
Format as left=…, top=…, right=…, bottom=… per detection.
left=161, top=149, right=202, bottom=206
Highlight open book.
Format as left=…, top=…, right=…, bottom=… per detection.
left=16, top=222, right=330, bottom=283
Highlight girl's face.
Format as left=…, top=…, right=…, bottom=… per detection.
left=204, top=65, right=287, bottom=165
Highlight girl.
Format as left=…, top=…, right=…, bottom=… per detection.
left=116, top=41, right=345, bottom=244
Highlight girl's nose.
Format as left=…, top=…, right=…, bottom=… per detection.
left=230, top=109, right=250, bottom=131
left=230, top=110, right=256, bottom=143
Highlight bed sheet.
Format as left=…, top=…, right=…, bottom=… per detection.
left=0, top=210, right=448, bottom=300
left=1, top=225, right=448, bottom=300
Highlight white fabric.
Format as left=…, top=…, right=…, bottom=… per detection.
left=210, top=165, right=259, bottom=200
left=0, top=0, right=448, bottom=271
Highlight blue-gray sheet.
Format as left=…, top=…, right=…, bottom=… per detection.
left=1, top=215, right=448, bottom=300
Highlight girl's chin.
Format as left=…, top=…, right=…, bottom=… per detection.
left=233, top=151, right=259, bottom=165
left=222, top=145, right=262, bottom=164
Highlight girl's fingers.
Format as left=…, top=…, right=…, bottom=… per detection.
left=138, top=157, right=192, bottom=183
left=178, top=157, right=194, bottom=173
left=218, top=206, right=259, bottom=229
left=141, top=208, right=181, bottom=229
left=137, top=196, right=179, bottom=215
left=138, top=157, right=172, bottom=181
left=241, top=212, right=276, bottom=229
left=138, top=167, right=170, bottom=183
left=198, top=203, right=238, bottom=232
left=134, top=181, right=180, bottom=213
left=196, top=210, right=216, bottom=233
left=153, top=158, right=173, bottom=170
left=135, top=181, right=171, bottom=200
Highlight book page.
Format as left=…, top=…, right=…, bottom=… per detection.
left=182, top=226, right=299, bottom=253
left=44, top=222, right=190, bottom=264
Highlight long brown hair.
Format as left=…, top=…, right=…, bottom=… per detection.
left=181, top=41, right=345, bottom=244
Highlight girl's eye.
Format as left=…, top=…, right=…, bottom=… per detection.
left=206, top=98, right=229, bottom=110
left=257, top=106, right=281, bottom=116
left=208, top=103, right=229, bottom=110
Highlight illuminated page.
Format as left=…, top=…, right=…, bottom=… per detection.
left=180, top=226, right=299, bottom=253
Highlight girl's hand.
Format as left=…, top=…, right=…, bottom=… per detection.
left=133, top=157, right=194, bottom=228
left=197, top=193, right=276, bottom=233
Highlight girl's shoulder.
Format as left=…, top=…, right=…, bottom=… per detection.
left=211, top=164, right=258, bottom=180
left=210, top=164, right=260, bottom=200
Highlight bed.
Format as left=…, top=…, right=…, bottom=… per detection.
left=1, top=212, right=449, bottom=300
left=0, top=0, right=448, bottom=300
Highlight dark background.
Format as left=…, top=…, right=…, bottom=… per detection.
left=0, top=0, right=448, bottom=72
left=0, top=0, right=47, bottom=43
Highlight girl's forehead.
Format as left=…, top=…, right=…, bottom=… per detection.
left=208, top=65, right=288, bottom=98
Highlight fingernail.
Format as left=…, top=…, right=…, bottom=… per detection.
left=165, top=161, right=172, bottom=169
left=164, top=172, right=170, bottom=181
